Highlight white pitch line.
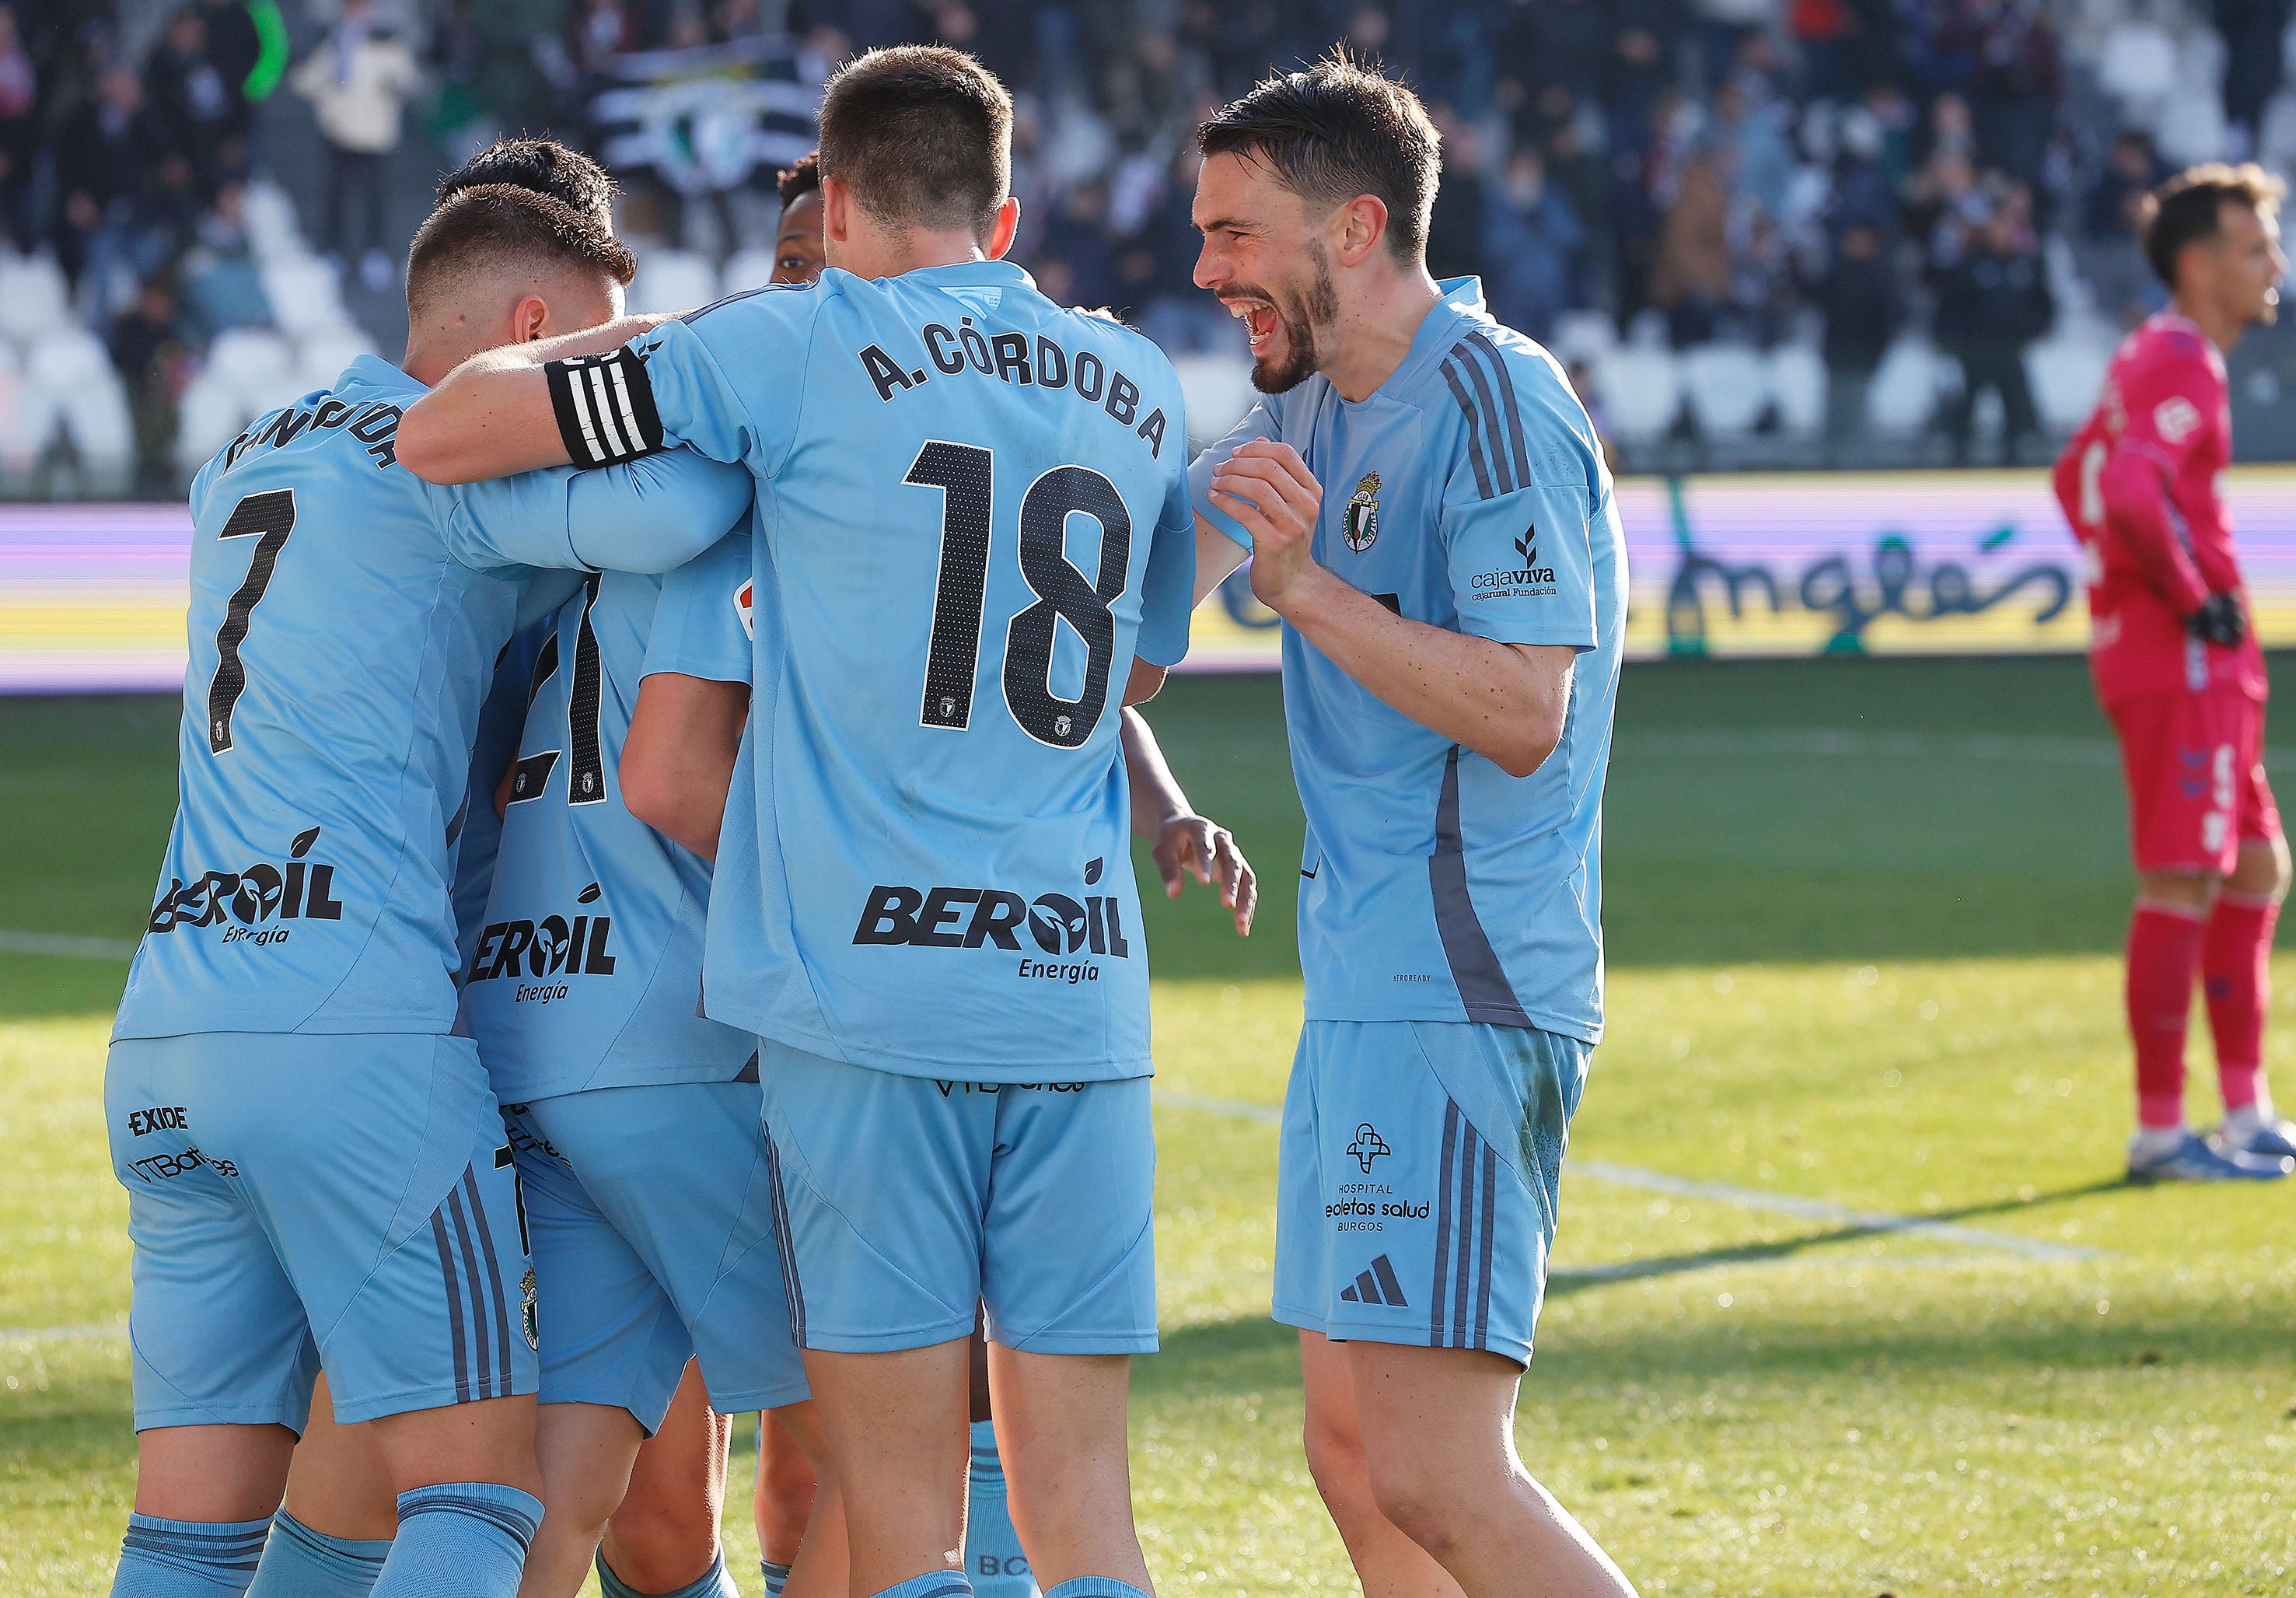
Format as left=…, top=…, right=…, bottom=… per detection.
left=0, top=928, right=138, bottom=960
left=1151, top=1088, right=2101, bottom=1264
left=1615, top=726, right=2296, bottom=778
left=0, top=1322, right=126, bottom=1344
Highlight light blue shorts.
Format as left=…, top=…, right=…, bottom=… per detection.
left=1274, top=1020, right=1588, bottom=1368
left=757, top=1041, right=1158, bottom=1355
left=503, top=1081, right=807, bottom=1431
left=106, top=1030, right=536, bottom=1430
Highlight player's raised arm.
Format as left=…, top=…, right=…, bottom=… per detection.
left=399, top=314, right=669, bottom=481
left=1211, top=439, right=1575, bottom=778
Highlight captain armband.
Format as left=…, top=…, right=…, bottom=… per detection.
left=545, top=348, right=666, bottom=468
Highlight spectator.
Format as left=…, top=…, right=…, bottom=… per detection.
left=179, top=180, right=273, bottom=340
left=54, top=65, right=167, bottom=317
left=1424, top=112, right=1490, bottom=284
left=1725, top=209, right=1796, bottom=347
left=2214, top=0, right=2290, bottom=157
left=292, top=0, right=422, bottom=290
left=0, top=5, right=33, bottom=252
left=2079, top=129, right=2167, bottom=326
left=109, top=275, right=189, bottom=498
left=1933, top=186, right=2053, bottom=464
left=1815, top=221, right=1902, bottom=462
left=1652, top=148, right=1732, bottom=344
left=1483, top=149, right=1585, bottom=341
left=1966, top=0, right=2058, bottom=191
left=142, top=8, right=242, bottom=193
left=1038, top=180, right=1117, bottom=309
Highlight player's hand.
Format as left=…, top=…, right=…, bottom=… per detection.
left=1152, top=813, right=1257, bottom=937
left=1208, top=441, right=1323, bottom=613
left=2189, top=591, right=2248, bottom=647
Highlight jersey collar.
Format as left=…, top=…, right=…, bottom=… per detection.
left=1362, top=275, right=1490, bottom=405
left=897, top=259, right=1039, bottom=294
left=342, top=352, right=421, bottom=395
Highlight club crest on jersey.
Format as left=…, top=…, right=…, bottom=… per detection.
left=520, top=1266, right=540, bottom=1350
left=1343, top=473, right=1381, bottom=552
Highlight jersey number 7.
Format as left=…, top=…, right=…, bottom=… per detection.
left=208, top=488, right=298, bottom=755
left=906, top=441, right=1131, bottom=750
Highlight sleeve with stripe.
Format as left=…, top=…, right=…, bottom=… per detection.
left=1436, top=338, right=1599, bottom=651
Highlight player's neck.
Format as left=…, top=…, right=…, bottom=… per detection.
left=402, top=327, right=487, bottom=389
left=837, top=229, right=991, bottom=281
left=1319, top=267, right=1445, bottom=403
left=2170, top=292, right=2245, bottom=355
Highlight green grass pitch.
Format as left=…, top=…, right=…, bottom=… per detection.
left=5, top=657, right=2296, bottom=1595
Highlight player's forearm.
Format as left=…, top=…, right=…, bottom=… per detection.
left=1193, top=518, right=1250, bottom=607
left=623, top=676, right=747, bottom=861
left=1120, top=707, right=1193, bottom=838
left=1276, top=567, right=1570, bottom=778
left=2101, top=449, right=2212, bottom=613
left=400, top=316, right=669, bottom=484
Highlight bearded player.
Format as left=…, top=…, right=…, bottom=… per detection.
left=2055, top=163, right=2296, bottom=1183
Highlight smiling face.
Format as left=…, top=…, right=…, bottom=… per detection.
left=772, top=188, right=826, bottom=284
left=2199, top=199, right=2287, bottom=329
left=1191, top=150, right=1341, bottom=393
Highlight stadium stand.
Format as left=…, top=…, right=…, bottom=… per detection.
left=2, top=0, right=2294, bottom=495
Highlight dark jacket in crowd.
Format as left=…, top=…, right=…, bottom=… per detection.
left=1816, top=247, right=1903, bottom=371
left=1934, top=242, right=2053, bottom=350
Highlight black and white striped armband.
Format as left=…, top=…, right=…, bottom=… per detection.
left=545, top=348, right=666, bottom=467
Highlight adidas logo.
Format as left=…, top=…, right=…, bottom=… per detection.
left=1337, top=1254, right=1409, bottom=1307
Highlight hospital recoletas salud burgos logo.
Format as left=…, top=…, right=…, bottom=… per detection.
left=1343, top=472, right=1381, bottom=552
left=1347, top=1122, right=1391, bottom=1173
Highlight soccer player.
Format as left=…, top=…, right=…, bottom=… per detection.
left=397, top=45, right=1195, bottom=1598
left=1184, top=60, right=1636, bottom=1598
left=104, top=185, right=752, bottom=1598
left=2053, top=163, right=2296, bottom=1183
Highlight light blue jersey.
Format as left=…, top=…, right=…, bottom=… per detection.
left=589, top=264, right=1194, bottom=1079
left=1190, top=280, right=1625, bottom=1043
left=459, top=533, right=757, bottom=1100
left=114, top=354, right=753, bottom=1043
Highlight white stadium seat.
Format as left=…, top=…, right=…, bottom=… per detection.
left=1171, top=352, right=1258, bottom=448
left=1867, top=337, right=1952, bottom=435
left=1547, top=309, right=1616, bottom=363
left=1681, top=344, right=1770, bottom=435
left=16, top=329, right=131, bottom=491
left=721, top=247, right=781, bottom=295
left=1592, top=346, right=1683, bottom=444
left=295, top=330, right=380, bottom=396
left=1767, top=344, right=1827, bottom=435
left=627, top=250, right=720, bottom=316
left=0, top=254, right=70, bottom=344
left=263, top=257, right=354, bottom=337
left=2026, top=334, right=2113, bottom=432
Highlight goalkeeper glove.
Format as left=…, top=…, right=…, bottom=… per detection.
left=2189, top=591, right=2248, bottom=647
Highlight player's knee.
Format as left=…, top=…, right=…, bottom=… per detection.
left=601, top=1500, right=719, bottom=1593
left=1361, top=1449, right=1464, bottom=1557
left=1300, top=1402, right=1371, bottom=1509
left=752, top=1456, right=815, bottom=1545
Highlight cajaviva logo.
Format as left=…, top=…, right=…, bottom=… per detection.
left=147, top=825, right=342, bottom=945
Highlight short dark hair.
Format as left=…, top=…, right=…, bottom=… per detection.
left=407, top=184, right=636, bottom=317
left=1197, top=53, right=1442, bottom=262
left=439, top=138, right=618, bottom=230
left=816, top=47, right=1010, bottom=236
left=2140, top=162, right=2284, bottom=287
left=778, top=149, right=820, bottom=209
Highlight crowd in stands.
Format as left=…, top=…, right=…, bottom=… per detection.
left=2, top=0, right=2291, bottom=494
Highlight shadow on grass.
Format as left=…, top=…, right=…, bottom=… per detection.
left=1551, top=1177, right=2130, bottom=1295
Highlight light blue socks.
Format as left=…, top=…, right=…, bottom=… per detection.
left=966, top=1420, right=1037, bottom=1598
left=372, top=1482, right=542, bottom=1598
left=245, top=1512, right=390, bottom=1598
left=865, top=1573, right=975, bottom=1598
left=597, top=1549, right=741, bottom=1598
left=111, top=1514, right=271, bottom=1598
left=760, top=1562, right=793, bottom=1598
left=1043, top=1582, right=1152, bottom=1598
